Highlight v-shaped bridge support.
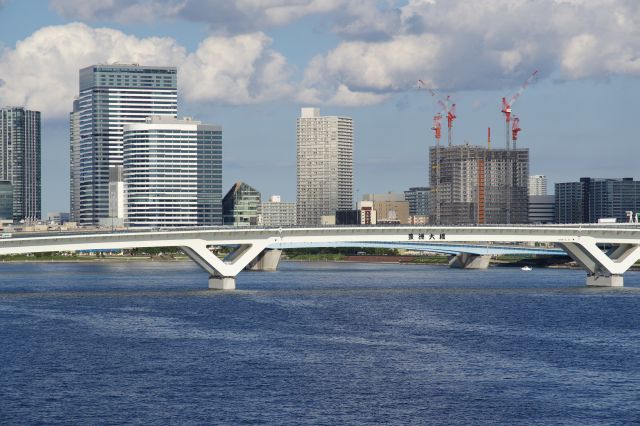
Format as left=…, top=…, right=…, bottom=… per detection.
left=557, top=239, right=640, bottom=287
left=180, top=240, right=271, bottom=290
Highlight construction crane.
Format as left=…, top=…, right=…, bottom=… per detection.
left=511, top=116, right=522, bottom=148
left=500, top=70, right=538, bottom=224
left=501, top=70, right=538, bottom=150
left=431, top=113, right=442, bottom=223
left=418, top=80, right=457, bottom=147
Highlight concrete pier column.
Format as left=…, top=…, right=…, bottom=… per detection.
left=448, top=253, right=491, bottom=269
left=586, top=274, right=623, bottom=287
left=245, top=249, right=282, bottom=271
left=208, top=276, right=236, bottom=290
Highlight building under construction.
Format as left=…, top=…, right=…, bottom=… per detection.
left=429, top=145, right=529, bottom=225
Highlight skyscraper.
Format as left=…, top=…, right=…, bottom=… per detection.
left=0, top=107, right=41, bottom=222
left=73, top=64, right=177, bottom=226
left=529, top=174, right=547, bottom=196
left=123, top=116, right=222, bottom=228
left=69, top=99, right=80, bottom=222
left=296, top=107, right=353, bottom=225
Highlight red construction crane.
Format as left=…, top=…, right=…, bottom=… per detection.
left=418, top=80, right=456, bottom=146
left=501, top=70, right=538, bottom=150
left=511, top=116, right=522, bottom=148
left=431, top=113, right=442, bottom=141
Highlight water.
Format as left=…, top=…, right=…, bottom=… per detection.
left=1, top=261, right=639, bottom=424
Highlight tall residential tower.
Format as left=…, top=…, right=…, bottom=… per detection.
left=296, top=107, right=353, bottom=225
left=0, top=107, right=41, bottom=222
left=72, top=64, right=177, bottom=226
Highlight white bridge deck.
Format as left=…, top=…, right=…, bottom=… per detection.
left=1, top=225, right=639, bottom=289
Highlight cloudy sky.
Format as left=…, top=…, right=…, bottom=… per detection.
left=1, top=0, right=640, bottom=213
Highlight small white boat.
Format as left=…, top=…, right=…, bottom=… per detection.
left=521, top=266, right=532, bottom=271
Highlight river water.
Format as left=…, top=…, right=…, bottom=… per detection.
left=0, top=261, right=639, bottom=424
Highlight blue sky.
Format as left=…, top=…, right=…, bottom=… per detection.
left=1, top=0, right=639, bottom=214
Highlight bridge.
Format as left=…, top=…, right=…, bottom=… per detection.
left=0, top=225, right=638, bottom=289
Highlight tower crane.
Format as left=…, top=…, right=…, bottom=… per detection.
left=500, top=70, right=538, bottom=225
left=511, top=116, right=522, bottom=148
left=501, top=70, right=538, bottom=150
left=418, top=80, right=457, bottom=147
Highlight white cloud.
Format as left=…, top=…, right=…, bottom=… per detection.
left=0, top=23, right=292, bottom=118
left=180, top=32, right=293, bottom=103
left=299, top=0, right=640, bottom=105
left=50, top=0, right=346, bottom=32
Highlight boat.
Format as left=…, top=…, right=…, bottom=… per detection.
left=521, top=266, right=532, bottom=271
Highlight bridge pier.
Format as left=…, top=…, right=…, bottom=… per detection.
left=448, top=253, right=491, bottom=269
left=557, top=241, right=640, bottom=288
left=586, top=274, right=623, bottom=287
left=208, top=276, right=236, bottom=290
left=245, top=249, right=282, bottom=271
left=180, top=241, right=271, bottom=290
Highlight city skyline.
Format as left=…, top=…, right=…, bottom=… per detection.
left=1, top=1, right=640, bottom=213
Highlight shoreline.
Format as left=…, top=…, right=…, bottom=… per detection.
left=0, top=255, right=628, bottom=271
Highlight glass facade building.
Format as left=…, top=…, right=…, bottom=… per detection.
left=123, top=116, right=222, bottom=228
left=0, top=181, right=13, bottom=220
left=0, top=107, right=41, bottom=222
left=556, top=178, right=640, bottom=223
left=222, top=182, right=261, bottom=226
left=296, top=108, right=353, bottom=225
left=74, top=64, right=177, bottom=226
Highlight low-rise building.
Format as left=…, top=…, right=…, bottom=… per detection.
left=259, top=195, right=296, bottom=227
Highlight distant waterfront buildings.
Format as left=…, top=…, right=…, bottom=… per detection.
left=0, top=107, right=41, bottom=222
left=429, top=145, right=529, bottom=224
left=528, top=195, right=555, bottom=224
left=404, top=186, right=430, bottom=223
left=123, top=116, right=222, bottom=228
left=296, top=107, right=353, bottom=225
left=222, top=182, right=261, bottom=226
left=259, top=195, right=296, bottom=227
left=72, top=64, right=178, bottom=226
left=363, top=192, right=410, bottom=224
left=335, top=200, right=377, bottom=225
left=529, top=175, right=548, bottom=196
left=555, top=177, right=640, bottom=223
left=46, top=212, right=71, bottom=225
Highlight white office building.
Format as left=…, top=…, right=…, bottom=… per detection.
left=529, top=175, right=548, bottom=196
left=73, top=64, right=178, bottom=226
left=259, top=195, right=296, bottom=227
left=296, top=107, right=353, bottom=225
left=123, top=116, right=222, bottom=228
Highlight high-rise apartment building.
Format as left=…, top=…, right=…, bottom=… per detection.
left=69, top=99, right=80, bottom=222
left=529, top=174, right=547, bottom=196
left=73, top=64, right=177, bottom=226
left=222, top=182, right=261, bottom=226
left=0, top=107, right=41, bottom=221
left=296, top=107, right=353, bottom=225
left=429, top=145, right=529, bottom=224
left=259, top=195, right=296, bottom=227
left=123, top=116, right=222, bottom=228
left=556, top=178, right=640, bottom=223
